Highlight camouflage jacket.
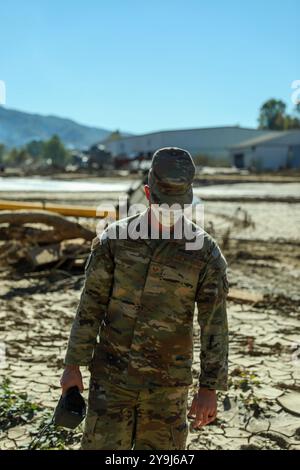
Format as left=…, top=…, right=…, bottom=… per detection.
left=64, top=209, right=229, bottom=390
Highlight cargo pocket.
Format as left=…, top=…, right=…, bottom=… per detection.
left=170, top=421, right=188, bottom=450
left=167, top=362, right=193, bottom=386
left=80, top=414, right=99, bottom=450
left=85, top=414, right=98, bottom=434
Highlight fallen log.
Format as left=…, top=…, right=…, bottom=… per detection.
left=0, top=237, right=90, bottom=268
left=227, top=288, right=264, bottom=304
left=0, top=225, right=70, bottom=244
left=0, top=210, right=95, bottom=242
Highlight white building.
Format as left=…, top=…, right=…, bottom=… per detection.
left=230, top=131, right=300, bottom=170
left=103, top=126, right=273, bottom=163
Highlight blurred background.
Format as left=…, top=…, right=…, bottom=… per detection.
left=0, top=0, right=299, bottom=451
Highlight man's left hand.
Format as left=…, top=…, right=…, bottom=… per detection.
left=187, top=387, right=217, bottom=429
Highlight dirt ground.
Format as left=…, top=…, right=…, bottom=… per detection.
left=0, top=180, right=300, bottom=450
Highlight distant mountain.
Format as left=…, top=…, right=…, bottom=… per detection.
left=0, top=106, right=114, bottom=149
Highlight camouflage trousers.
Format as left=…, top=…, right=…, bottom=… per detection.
left=80, top=376, right=189, bottom=450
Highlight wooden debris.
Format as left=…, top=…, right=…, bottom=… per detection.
left=228, top=288, right=264, bottom=304
left=0, top=211, right=93, bottom=271
left=25, top=244, right=62, bottom=267
left=0, top=210, right=94, bottom=242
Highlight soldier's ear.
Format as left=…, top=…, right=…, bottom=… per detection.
left=144, top=184, right=150, bottom=201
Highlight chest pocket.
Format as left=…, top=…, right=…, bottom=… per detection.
left=160, top=264, right=185, bottom=283
left=159, top=252, right=205, bottom=297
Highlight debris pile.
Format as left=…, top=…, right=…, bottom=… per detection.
left=0, top=210, right=94, bottom=271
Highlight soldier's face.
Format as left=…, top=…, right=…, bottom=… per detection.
left=151, top=205, right=183, bottom=228
left=144, top=185, right=183, bottom=229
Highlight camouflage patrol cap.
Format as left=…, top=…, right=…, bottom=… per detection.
left=148, top=147, right=195, bottom=206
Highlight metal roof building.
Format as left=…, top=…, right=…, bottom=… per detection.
left=103, top=126, right=273, bottom=163
left=230, top=130, right=300, bottom=170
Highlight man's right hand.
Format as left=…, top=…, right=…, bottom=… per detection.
left=60, top=365, right=84, bottom=395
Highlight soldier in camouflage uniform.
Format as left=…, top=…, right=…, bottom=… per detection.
left=60, top=147, right=229, bottom=450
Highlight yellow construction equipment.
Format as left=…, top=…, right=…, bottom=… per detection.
left=0, top=200, right=116, bottom=218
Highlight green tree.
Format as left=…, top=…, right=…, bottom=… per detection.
left=26, top=140, right=45, bottom=160
left=42, top=135, right=69, bottom=167
left=6, top=148, right=29, bottom=166
left=16, top=149, right=30, bottom=166
left=7, top=148, right=18, bottom=165
left=284, top=115, right=300, bottom=130
left=258, top=99, right=286, bottom=130
left=0, top=144, right=5, bottom=163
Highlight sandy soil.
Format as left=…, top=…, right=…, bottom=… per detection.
left=0, top=182, right=300, bottom=450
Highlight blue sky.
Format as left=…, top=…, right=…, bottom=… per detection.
left=0, top=0, right=299, bottom=133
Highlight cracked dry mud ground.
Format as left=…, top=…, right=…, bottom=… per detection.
left=0, top=203, right=300, bottom=450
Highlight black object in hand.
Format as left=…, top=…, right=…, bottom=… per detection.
left=53, top=386, right=86, bottom=429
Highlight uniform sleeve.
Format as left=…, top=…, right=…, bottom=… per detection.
left=64, top=232, right=114, bottom=366
left=195, top=243, right=229, bottom=391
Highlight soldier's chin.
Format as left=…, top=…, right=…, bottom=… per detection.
left=161, top=221, right=176, bottom=229
left=151, top=213, right=178, bottom=229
